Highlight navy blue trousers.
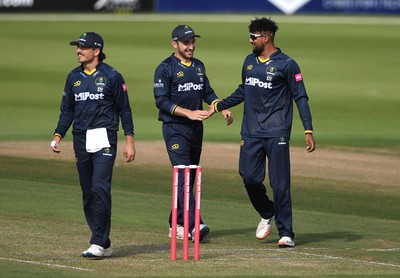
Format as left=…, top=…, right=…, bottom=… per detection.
left=239, top=136, right=294, bottom=239
left=73, top=132, right=117, bottom=248
left=162, top=122, right=204, bottom=232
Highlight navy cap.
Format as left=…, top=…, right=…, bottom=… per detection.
left=171, top=25, right=201, bottom=41
left=69, top=32, right=104, bottom=50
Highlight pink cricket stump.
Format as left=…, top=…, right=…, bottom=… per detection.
left=170, top=166, right=179, bottom=261
left=194, top=166, right=202, bottom=260
left=170, top=165, right=202, bottom=261
left=183, top=166, right=191, bottom=261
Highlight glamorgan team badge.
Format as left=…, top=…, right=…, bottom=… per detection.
left=95, top=76, right=107, bottom=92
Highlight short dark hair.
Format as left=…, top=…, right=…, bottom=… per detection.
left=249, top=17, right=279, bottom=35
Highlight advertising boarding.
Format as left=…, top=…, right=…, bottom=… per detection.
left=155, top=0, right=400, bottom=15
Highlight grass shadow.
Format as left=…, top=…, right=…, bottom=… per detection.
left=209, top=227, right=254, bottom=238
left=297, top=231, right=362, bottom=246
left=113, top=244, right=170, bottom=258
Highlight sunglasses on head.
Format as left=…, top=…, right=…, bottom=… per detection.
left=250, top=33, right=273, bottom=41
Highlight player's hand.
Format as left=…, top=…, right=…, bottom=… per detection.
left=123, top=146, right=135, bottom=162
left=221, top=110, right=233, bottom=126
left=50, top=137, right=61, bottom=153
left=305, top=133, right=315, bottom=153
left=174, top=106, right=209, bottom=121
left=124, top=136, right=136, bottom=162
left=187, top=109, right=210, bottom=121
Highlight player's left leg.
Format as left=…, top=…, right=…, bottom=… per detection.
left=89, top=145, right=117, bottom=249
left=266, top=137, right=294, bottom=240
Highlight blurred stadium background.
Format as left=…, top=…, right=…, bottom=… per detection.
left=1, top=0, right=399, bottom=148
left=1, top=0, right=400, bottom=14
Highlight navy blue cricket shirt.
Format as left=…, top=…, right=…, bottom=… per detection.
left=54, top=62, right=134, bottom=138
left=153, top=54, right=219, bottom=123
left=217, top=48, right=313, bottom=139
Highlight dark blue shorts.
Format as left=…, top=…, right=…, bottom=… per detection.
left=162, top=122, right=203, bottom=166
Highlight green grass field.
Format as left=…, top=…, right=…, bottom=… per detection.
left=0, top=14, right=399, bottom=277
left=1, top=155, right=399, bottom=277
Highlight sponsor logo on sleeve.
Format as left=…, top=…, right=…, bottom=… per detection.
left=295, top=73, right=303, bottom=82
left=154, top=79, right=164, bottom=88
left=122, top=83, right=127, bottom=92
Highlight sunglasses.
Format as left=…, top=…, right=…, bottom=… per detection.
left=250, top=33, right=273, bottom=41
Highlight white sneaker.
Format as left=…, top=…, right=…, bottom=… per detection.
left=82, top=244, right=103, bottom=257
left=192, top=224, right=210, bottom=242
left=169, top=224, right=192, bottom=240
left=256, top=217, right=273, bottom=240
left=278, top=236, right=295, bottom=248
left=103, top=246, right=113, bottom=257
left=82, top=244, right=112, bottom=257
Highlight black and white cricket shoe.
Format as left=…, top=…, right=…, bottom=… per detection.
left=192, top=224, right=209, bottom=242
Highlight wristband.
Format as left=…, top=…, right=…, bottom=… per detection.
left=171, top=105, right=177, bottom=115
left=214, top=101, right=220, bottom=113
left=304, top=130, right=313, bottom=134
left=210, top=99, right=220, bottom=113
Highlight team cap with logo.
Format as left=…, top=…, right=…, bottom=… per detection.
left=70, top=32, right=104, bottom=50
left=171, top=25, right=201, bottom=41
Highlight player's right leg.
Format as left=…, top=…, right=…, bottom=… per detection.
left=239, top=136, right=274, bottom=240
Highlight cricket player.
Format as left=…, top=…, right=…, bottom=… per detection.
left=153, top=25, right=232, bottom=241
left=211, top=17, right=315, bottom=247
left=50, top=32, right=136, bottom=257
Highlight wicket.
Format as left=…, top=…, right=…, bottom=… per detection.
left=170, top=165, right=202, bottom=261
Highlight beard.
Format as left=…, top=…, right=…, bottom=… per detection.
left=177, top=48, right=194, bottom=60
left=252, top=44, right=264, bottom=56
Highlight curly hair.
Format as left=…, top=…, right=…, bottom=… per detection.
left=99, top=51, right=107, bottom=61
left=249, top=17, right=279, bottom=35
